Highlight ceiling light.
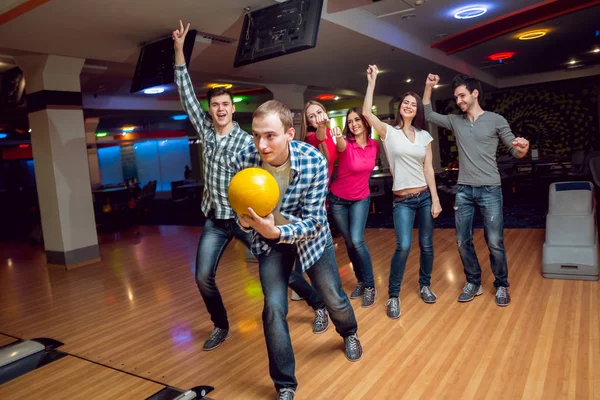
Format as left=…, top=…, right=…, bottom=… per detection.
left=208, top=83, right=233, bottom=89
left=489, top=52, right=515, bottom=61
left=569, top=60, right=577, bottom=65
left=454, top=6, right=487, bottom=19
left=233, top=96, right=247, bottom=103
left=433, top=84, right=440, bottom=89
left=593, top=48, right=600, bottom=53
left=334, top=96, right=340, bottom=100
left=19, top=144, right=29, bottom=148
left=171, top=115, right=188, bottom=121
left=121, top=126, right=135, bottom=132
left=0, top=133, right=8, bottom=139
left=518, top=30, right=547, bottom=40
left=406, top=78, right=412, bottom=83
left=95, top=132, right=108, bottom=137
left=143, top=87, right=164, bottom=94
left=316, top=94, right=335, bottom=101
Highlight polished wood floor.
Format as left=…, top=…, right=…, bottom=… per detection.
left=0, top=226, right=598, bottom=399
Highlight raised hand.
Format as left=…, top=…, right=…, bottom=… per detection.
left=315, top=112, right=329, bottom=128
left=367, top=64, right=379, bottom=84
left=172, top=20, right=190, bottom=52
left=426, top=74, right=440, bottom=87
left=331, top=126, right=343, bottom=140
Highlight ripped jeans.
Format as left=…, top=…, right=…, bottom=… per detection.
left=454, top=184, right=509, bottom=288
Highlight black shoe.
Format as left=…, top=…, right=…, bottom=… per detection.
left=313, top=308, right=329, bottom=334
left=362, top=287, right=376, bottom=308
left=386, top=297, right=401, bottom=319
left=458, top=282, right=483, bottom=302
left=275, top=388, right=295, bottom=400
left=350, top=281, right=365, bottom=299
left=495, top=286, right=511, bottom=307
left=344, top=334, right=363, bottom=362
left=203, top=327, right=231, bottom=351
left=420, top=286, right=437, bottom=303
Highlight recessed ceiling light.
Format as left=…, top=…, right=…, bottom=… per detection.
left=406, top=78, right=412, bottom=83
left=400, top=14, right=417, bottom=20
left=593, top=48, right=600, bottom=53
left=143, top=87, right=164, bottom=94
left=569, top=60, right=577, bottom=65
left=454, top=6, right=487, bottom=19
left=435, top=33, right=449, bottom=39
left=518, top=30, right=547, bottom=40
left=489, top=52, right=515, bottom=61
left=208, top=83, right=233, bottom=89
left=433, top=84, right=440, bottom=89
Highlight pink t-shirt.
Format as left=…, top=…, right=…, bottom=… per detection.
left=305, top=128, right=338, bottom=182
left=330, top=137, right=380, bottom=201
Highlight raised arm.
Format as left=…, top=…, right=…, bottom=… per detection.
left=173, top=21, right=210, bottom=139
left=423, top=74, right=453, bottom=130
left=362, top=65, right=391, bottom=140
left=331, top=126, right=346, bottom=152
left=497, top=115, right=529, bottom=159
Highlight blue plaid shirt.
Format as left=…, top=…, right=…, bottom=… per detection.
left=175, top=65, right=253, bottom=219
left=233, top=140, right=331, bottom=272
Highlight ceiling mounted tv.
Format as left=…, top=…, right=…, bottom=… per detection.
left=130, top=30, right=197, bottom=93
left=234, top=0, right=324, bottom=68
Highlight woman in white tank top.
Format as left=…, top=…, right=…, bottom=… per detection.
left=362, top=64, right=442, bottom=319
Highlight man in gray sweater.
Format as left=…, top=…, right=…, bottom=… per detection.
left=423, top=73, right=529, bottom=306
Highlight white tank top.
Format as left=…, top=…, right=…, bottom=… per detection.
left=383, top=124, right=433, bottom=191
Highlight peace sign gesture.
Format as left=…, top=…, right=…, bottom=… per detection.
left=172, top=20, right=190, bottom=53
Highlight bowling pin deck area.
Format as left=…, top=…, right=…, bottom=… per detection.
left=0, top=225, right=599, bottom=399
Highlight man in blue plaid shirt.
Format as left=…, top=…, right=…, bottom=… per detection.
left=235, top=100, right=363, bottom=400
left=172, top=22, right=327, bottom=354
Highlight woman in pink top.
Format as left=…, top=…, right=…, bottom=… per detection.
left=299, top=100, right=338, bottom=182
left=329, top=107, right=380, bottom=308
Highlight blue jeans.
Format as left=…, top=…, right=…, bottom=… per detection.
left=455, top=185, right=509, bottom=288
left=288, top=267, right=325, bottom=310
left=258, top=237, right=358, bottom=391
left=389, top=189, right=434, bottom=297
left=329, top=194, right=374, bottom=287
left=195, top=216, right=252, bottom=329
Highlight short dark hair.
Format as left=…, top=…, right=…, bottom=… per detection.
left=451, top=74, right=482, bottom=97
left=206, top=87, right=233, bottom=104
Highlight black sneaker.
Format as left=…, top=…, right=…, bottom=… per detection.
left=420, top=286, right=437, bottom=303
left=458, top=282, right=483, bottom=302
left=350, top=281, right=365, bottom=299
left=344, top=334, right=363, bottom=362
left=495, top=286, right=511, bottom=307
left=313, top=308, right=329, bottom=334
left=386, top=297, right=401, bottom=319
left=362, top=287, right=376, bottom=308
left=275, top=388, right=295, bottom=400
left=203, top=327, right=231, bottom=351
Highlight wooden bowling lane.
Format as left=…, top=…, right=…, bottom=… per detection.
left=0, top=355, right=164, bottom=399
left=0, top=333, right=17, bottom=348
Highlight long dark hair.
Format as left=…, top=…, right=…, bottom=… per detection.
left=395, top=92, right=425, bottom=131
left=343, top=107, right=371, bottom=140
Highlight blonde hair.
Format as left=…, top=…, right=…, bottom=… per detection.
left=299, top=100, right=330, bottom=163
left=253, top=100, right=294, bottom=131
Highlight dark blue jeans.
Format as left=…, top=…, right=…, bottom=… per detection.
left=455, top=184, right=509, bottom=288
left=288, top=267, right=325, bottom=310
left=195, top=216, right=251, bottom=330
left=389, top=189, right=434, bottom=297
left=258, top=237, right=357, bottom=391
left=329, top=193, right=374, bottom=287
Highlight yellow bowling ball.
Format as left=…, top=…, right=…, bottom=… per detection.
left=228, top=168, right=279, bottom=217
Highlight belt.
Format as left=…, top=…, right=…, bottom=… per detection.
left=393, top=188, right=428, bottom=203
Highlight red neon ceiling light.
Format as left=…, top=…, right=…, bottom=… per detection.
left=316, top=94, right=335, bottom=101
left=489, top=52, right=515, bottom=61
